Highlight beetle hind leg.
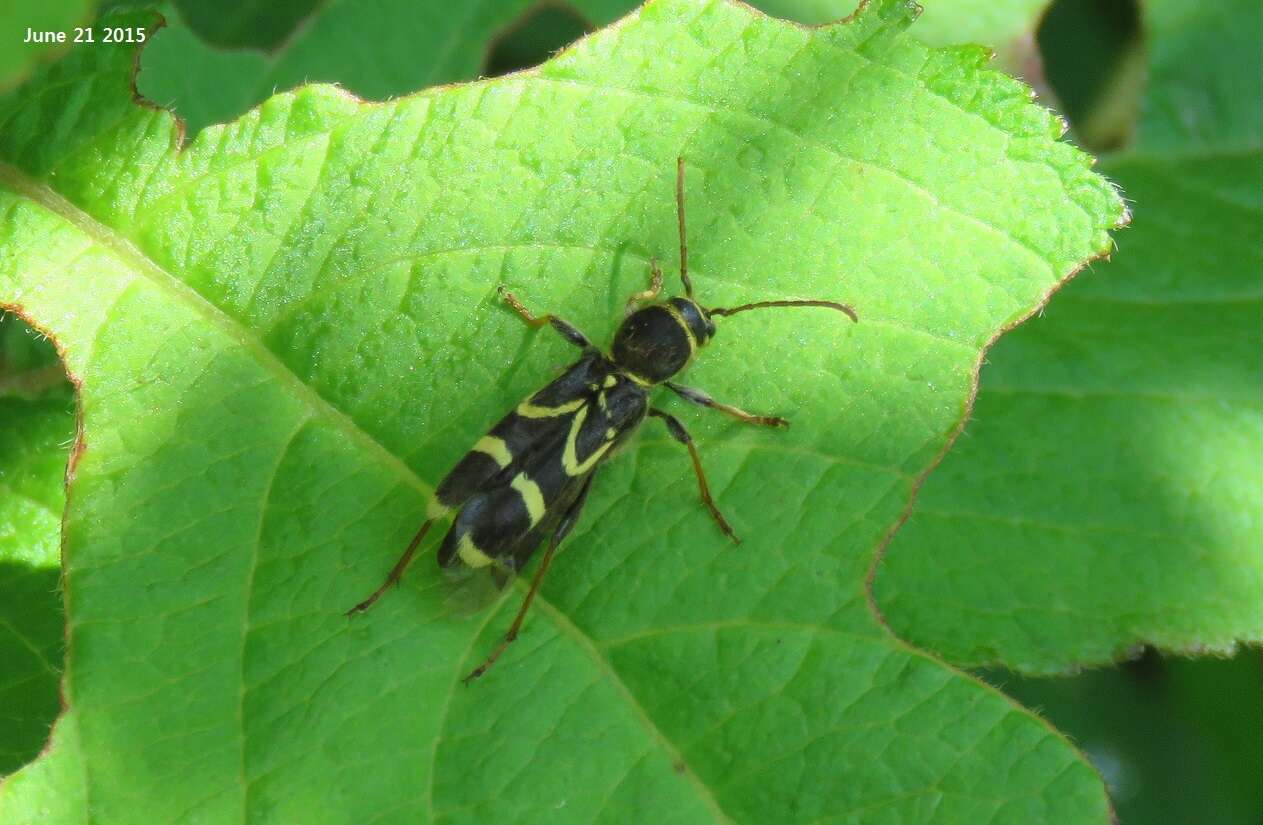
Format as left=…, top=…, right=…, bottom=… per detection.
left=345, top=519, right=435, bottom=616
left=463, top=476, right=595, bottom=684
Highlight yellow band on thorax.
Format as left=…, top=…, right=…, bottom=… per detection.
left=662, top=303, right=697, bottom=353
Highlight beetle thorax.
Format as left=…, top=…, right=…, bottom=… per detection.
left=610, top=298, right=715, bottom=384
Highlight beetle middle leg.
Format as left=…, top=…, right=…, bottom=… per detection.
left=498, top=286, right=593, bottom=349
left=664, top=381, right=789, bottom=428
left=463, top=476, right=595, bottom=684
left=648, top=408, right=740, bottom=543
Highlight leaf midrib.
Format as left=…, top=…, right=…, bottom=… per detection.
left=0, top=160, right=737, bottom=823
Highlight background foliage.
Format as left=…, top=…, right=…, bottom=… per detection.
left=0, top=0, right=1259, bottom=822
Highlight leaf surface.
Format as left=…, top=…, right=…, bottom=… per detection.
left=0, top=2, right=1123, bottom=821
left=875, top=0, right=1263, bottom=672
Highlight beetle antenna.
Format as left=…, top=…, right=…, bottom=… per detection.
left=708, top=299, right=858, bottom=323
left=676, top=156, right=693, bottom=298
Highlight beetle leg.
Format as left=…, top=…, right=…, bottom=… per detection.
left=463, top=476, right=595, bottom=684
left=499, top=286, right=593, bottom=349
left=648, top=409, right=739, bottom=543
left=345, top=519, right=436, bottom=616
left=624, top=257, right=664, bottom=316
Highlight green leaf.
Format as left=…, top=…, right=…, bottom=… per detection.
left=984, top=652, right=1263, bottom=824
left=169, top=0, right=322, bottom=50
left=875, top=0, right=1263, bottom=673
left=906, top=0, right=1048, bottom=50
left=0, top=363, right=71, bottom=775
left=1136, top=1, right=1263, bottom=153
left=139, top=0, right=1057, bottom=139
left=138, top=0, right=581, bottom=136
left=1, top=312, right=62, bottom=383
left=0, top=0, right=95, bottom=91
left=0, top=2, right=1123, bottom=821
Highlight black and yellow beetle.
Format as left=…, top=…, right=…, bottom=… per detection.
left=349, top=158, right=857, bottom=683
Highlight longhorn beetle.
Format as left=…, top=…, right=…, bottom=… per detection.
left=348, top=157, right=857, bottom=684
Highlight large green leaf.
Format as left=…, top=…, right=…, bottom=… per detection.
left=0, top=1, right=1123, bottom=821
left=875, top=0, right=1263, bottom=672
left=139, top=0, right=1055, bottom=138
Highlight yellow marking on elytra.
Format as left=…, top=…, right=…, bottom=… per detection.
left=472, top=435, right=512, bottom=468
left=606, top=428, right=617, bottom=439
left=457, top=534, right=493, bottom=568
left=603, top=375, right=618, bottom=388
left=517, top=397, right=586, bottom=418
left=563, top=406, right=615, bottom=475
left=511, top=473, right=547, bottom=525
left=427, top=499, right=450, bottom=520
left=597, top=391, right=608, bottom=412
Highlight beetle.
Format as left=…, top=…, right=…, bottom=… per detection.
left=348, top=157, right=857, bottom=683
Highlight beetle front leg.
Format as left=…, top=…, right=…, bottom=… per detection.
left=624, top=257, right=664, bottom=316
left=498, top=286, right=594, bottom=350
